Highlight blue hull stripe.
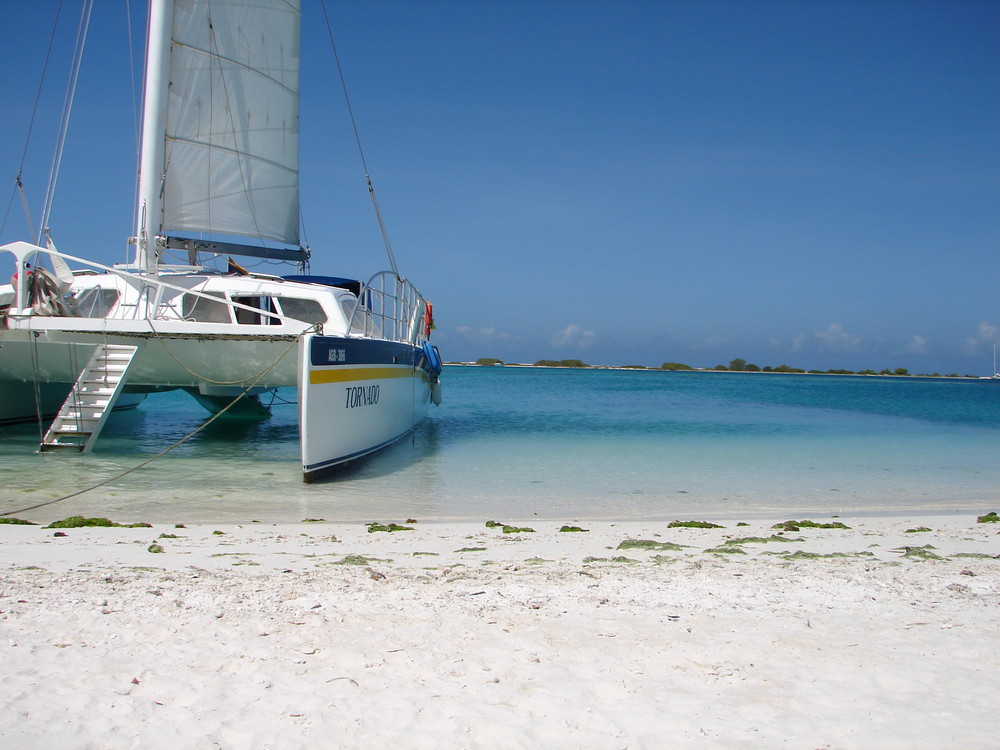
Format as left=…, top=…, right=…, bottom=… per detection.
left=310, top=336, right=421, bottom=367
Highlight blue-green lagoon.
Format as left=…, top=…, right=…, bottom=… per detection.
left=3, top=366, right=999, bottom=524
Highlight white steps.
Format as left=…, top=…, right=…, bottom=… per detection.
left=40, top=344, right=139, bottom=452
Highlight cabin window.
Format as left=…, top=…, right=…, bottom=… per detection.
left=233, top=296, right=280, bottom=325
left=276, top=297, right=327, bottom=324
left=73, top=287, right=120, bottom=318
left=181, top=291, right=232, bottom=323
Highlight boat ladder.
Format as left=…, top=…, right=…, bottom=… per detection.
left=40, top=344, right=139, bottom=453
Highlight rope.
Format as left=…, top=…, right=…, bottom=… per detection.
left=1, top=333, right=302, bottom=518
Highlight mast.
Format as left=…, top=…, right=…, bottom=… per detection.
left=135, top=0, right=173, bottom=274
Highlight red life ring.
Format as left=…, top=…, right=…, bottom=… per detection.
left=424, top=302, right=433, bottom=338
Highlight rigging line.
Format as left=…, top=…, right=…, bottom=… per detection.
left=38, top=0, right=94, bottom=245
left=0, top=0, right=65, bottom=239
left=319, top=0, right=400, bottom=278
left=18, top=173, right=37, bottom=242
left=126, top=0, right=142, bottom=266
left=29, top=331, right=46, bottom=443
left=0, top=348, right=292, bottom=518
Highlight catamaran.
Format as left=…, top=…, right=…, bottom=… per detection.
left=0, top=0, right=442, bottom=481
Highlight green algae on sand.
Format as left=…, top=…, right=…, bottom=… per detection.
left=616, top=539, right=688, bottom=552
left=772, top=520, right=851, bottom=531
left=668, top=520, right=724, bottom=529
left=892, top=545, right=944, bottom=561
left=45, top=516, right=152, bottom=529
left=367, top=522, right=414, bottom=533
left=724, top=535, right=805, bottom=545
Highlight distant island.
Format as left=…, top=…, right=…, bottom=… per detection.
left=455, top=357, right=974, bottom=379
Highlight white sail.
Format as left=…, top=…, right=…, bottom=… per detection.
left=162, top=0, right=301, bottom=245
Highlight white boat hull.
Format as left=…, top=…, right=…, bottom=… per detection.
left=299, top=334, right=435, bottom=481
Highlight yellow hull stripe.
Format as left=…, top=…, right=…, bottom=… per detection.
left=309, top=366, right=416, bottom=385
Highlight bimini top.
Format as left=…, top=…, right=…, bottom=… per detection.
left=283, top=275, right=362, bottom=296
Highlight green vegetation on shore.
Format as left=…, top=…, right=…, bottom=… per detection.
left=462, top=355, right=972, bottom=378
left=533, top=359, right=589, bottom=368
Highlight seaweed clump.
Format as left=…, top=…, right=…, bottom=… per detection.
left=772, top=520, right=851, bottom=531
left=892, top=545, right=944, bottom=561
left=486, top=521, right=535, bottom=533
left=335, top=554, right=375, bottom=565
left=0, top=517, right=36, bottom=525
left=44, top=516, right=152, bottom=529
left=724, top=535, right=804, bottom=545
left=668, top=520, right=723, bottom=529
left=367, top=522, right=413, bottom=533
left=977, top=512, right=999, bottom=524
left=559, top=525, right=589, bottom=533
left=616, top=539, right=687, bottom=552
left=779, top=550, right=875, bottom=560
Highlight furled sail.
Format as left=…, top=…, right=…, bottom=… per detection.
left=162, top=0, right=301, bottom=246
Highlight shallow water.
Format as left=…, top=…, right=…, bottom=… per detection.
left=3, top=367, right=999, bottom=523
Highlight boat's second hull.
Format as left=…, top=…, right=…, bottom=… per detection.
left=0, top=325, right=300, bottom=388
left=0, top=369, right=150, bottom=426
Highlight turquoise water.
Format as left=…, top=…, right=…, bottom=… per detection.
left=2, top=366, right=999, bottom=523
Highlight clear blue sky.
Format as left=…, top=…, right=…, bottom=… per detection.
left=2, top=1, right=998, bottom=374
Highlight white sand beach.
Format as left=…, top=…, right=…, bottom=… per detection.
left=1, top=512, right=998, bottom=749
